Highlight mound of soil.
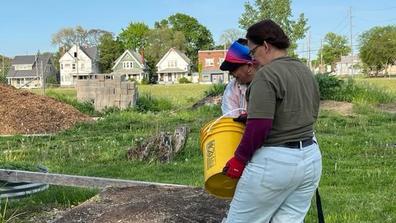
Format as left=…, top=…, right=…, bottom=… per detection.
left=53, top=186, right=229, bottom=223
left=0, top=84, right=91, bottom=135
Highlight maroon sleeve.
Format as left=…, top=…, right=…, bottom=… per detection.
left=234, top=118, right=273, bottom=163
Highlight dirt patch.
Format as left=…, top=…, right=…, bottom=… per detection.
left=0, top=84, right=91, bottom=135
left=320, top=100, right=354, bottom=116
left=191, top=96, right=222, bottom=109
left=53, top=186, right=229, bottom=223
left=377, top=103, right=396, bottom=114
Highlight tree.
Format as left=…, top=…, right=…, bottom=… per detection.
left=359, top=25, right=396, bottom=76
left=317, top=32, right=351, bottom=71
left=219, top=29, right=246, bottom=48
left=118, top=22, right=150, bottom=51
left=158, top=13, right=214, bottom=71
left=239, top=0, right=308, bottom=56
left=98, top=33, right=125, bottom=73
left=0, top=55, right=11, bottom=84
left=51, top=26, right=110, bottom=50
left=144, top=26, right=186, bottom=81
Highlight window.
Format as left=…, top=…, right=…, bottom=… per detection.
left=168, top=60, right=177, bottom=68
left=74, top=52, right=77, bottom=57
left=72, top=64, right=76, bottom=70
left=205, top=58, right=214, bottom=66
left=61, top=64, right=63, bottom=70
left=14, top=64, right=32, bottom=71
left=123, top=61, right=134, bottom=69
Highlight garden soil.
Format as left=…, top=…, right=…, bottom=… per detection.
left=0, top=84, right=91, bottom=135
left=53, top=186, right=229, bottom=223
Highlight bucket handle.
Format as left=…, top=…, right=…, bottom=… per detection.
left=206, top=108, right=246, bottom=134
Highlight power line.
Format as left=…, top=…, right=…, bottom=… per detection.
left=354, top=6, right=396, bottom=12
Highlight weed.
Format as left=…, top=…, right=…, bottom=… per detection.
left=204, top=83, right=226, bottom=97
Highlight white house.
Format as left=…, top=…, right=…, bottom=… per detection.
left=335, top=55, right=361, bottom=76
left=156, top=48, right=191, bottom=84
left=59, top=45, right=99, bottom=86
left=7, top=53, right=57, bottom=89
left=112, top=49, right=148, bottom=83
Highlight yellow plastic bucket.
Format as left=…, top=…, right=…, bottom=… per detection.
left=200, top=117, right=245, bottom=199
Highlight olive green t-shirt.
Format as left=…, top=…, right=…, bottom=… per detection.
left=246, top=56, right=320, bottom=146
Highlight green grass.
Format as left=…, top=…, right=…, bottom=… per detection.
left=3, top=84, right=396, bottom=222
left=357, top=77, right=396, bottom=93
left=139, top=84, right=211, bottom=107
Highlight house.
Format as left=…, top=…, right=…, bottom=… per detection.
left=198, top=49, right=230, bottom=84
left=6, top=53, right=56, bottom=89
left=112, top=49, right=148, bottom=83
left=59, top=45, right=99, bottom=87
left=335, top=55, right=361, bottom=76
left=156, top=48, right=191, bottom=84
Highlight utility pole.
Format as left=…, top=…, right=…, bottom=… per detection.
left=320, top=38, right=324, bottom=73
left=350, top=6, right=354, bottom=76
left=41, top=61, right=45, bottom=95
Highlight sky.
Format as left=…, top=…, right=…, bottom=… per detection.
left=0, top=0, right=395, bottom=59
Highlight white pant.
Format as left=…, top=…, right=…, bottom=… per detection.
left=226, top=142, right=322, bottom=223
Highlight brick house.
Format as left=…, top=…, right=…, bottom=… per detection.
left=198, top=49, right=230, bottom=84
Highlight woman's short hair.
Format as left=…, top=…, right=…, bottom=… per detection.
left=246, top=19, right=290, bottom=49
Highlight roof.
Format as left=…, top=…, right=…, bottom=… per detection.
left=12, top=55, right=36, bottom=65
left=111, top=49, right=145, bottom=71
left=80, top=46, right=97, bottom=60
left=173, top=48, right=191, bottom=64
left=7, top=54, right=53, bottom=78
left=156, top=48, right=191, bottom=67
left=157, top=67, right=186, bottom=73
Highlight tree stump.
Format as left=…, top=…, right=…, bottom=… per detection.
left=127, top=126, right=189, bottom=163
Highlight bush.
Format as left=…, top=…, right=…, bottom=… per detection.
left=178, top=77, right=192, bottom=84
left=46, top=74, right=59, bottom=85
left=141, top=77, right=150, bottom=85
left=314, top=74, right=395, bottom=104
left=334, top=79, right=395, bottom=104
left=314, top=73, right=344, bottom=100
left=0, top=74, right=7, bottom=84
left=135, top=93, right=173, bottom=112
left=204, top=83, right=226, bottom=97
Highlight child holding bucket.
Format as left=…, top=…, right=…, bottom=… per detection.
left=222, top=20, right=322, bottom=223
left=220, top=38, right=258, bottom=121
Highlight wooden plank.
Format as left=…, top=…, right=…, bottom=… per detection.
left=0, top=169, right=190, bottom=189
left=0, top=133, right=54, bottom=137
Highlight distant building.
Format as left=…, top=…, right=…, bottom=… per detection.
left=7, top=53, right=57, bottom=89
left=59, top=45, right=99, bottom=87
left=156, top=48, right=191, bottom=84
left=198, top=49, right=230, bottom=84
left=112, top=49, right=148, bottom=83
left=335, top=55, right=361, bottom=76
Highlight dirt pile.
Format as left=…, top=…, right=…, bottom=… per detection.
left=53, top=186, right=229, bottom=223
left=0, top=84, right=91, bottom=135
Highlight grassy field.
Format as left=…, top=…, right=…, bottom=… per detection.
left=2, top=83, right=396, bottom=222
left=32, top=84, right=211, bottom=108
left=356, top=77, right=396, bottom=93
